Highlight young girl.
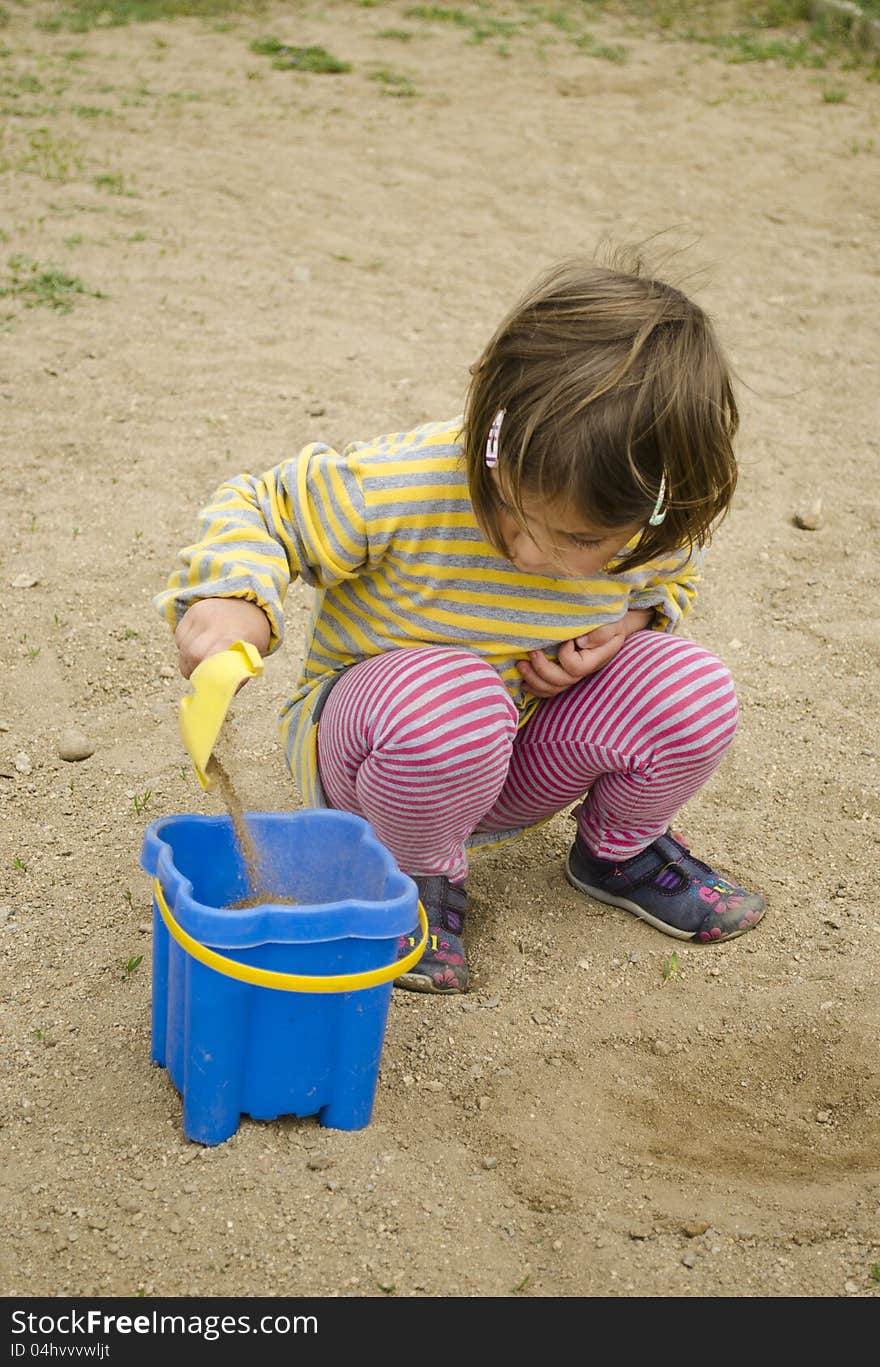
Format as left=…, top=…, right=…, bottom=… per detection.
left=156, top=254, right=766, bottom=994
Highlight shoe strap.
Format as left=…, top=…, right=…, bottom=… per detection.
left=413, top=875, right=467, bottom=934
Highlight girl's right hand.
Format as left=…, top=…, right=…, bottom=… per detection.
left=174, top=598, right=271, bottom=679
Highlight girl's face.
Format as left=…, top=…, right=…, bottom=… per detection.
left=489, top=476, right=643, bottom=577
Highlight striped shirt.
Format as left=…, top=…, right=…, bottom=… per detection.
left=154, top=417, right=701, bottom=805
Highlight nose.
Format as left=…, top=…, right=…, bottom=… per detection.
left=508, top=527, right=550, bottom=572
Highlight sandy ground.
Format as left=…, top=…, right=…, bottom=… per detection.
left=1, top=1, right=879, bottom=1301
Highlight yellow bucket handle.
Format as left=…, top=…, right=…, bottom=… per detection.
left=153, top=878, right=428, bottom=994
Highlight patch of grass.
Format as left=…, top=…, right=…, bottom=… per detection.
left=94, top=171, right=130, bottom=194
left=122, top=953, right=144, bottom=978
left=368, top=65, right=418, bottom=95
left=250, top=37, right=351, bottom=73
left=132, top=789, right=152, bottom=814
left=39, top=0, right=265, bottom=34
left=404, top=4, right=520, bottom=43
left=821, top=82, right=848, bottom=99
left=376, top=28, right=416, bottom=41
left=575, top=31, right=627, bottom=61
left=0, top=253, right=105, bottom=313
left=2, top=127, right=83, bottom=181
left=871, top=1262, right=880, bottom=1282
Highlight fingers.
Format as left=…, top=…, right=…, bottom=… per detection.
left=517, top=632, right=627, bottom=697
left=516, top=648, right=573, bottom=697
left=174, top=599, right=271, bottom=678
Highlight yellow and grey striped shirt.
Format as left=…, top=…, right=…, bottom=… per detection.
left=155, top=417, right=700, bottom=806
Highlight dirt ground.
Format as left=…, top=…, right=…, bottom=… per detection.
left=1, top=0, right=879, bottom=1302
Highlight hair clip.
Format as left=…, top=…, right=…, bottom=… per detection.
left=648, top=472, right=667, bottom=527
left=485, top=409, right=505, bottom=468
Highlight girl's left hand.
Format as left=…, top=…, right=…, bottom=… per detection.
left=516, top=609, right=653, bottom=698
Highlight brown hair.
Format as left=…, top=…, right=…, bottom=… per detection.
left=463, top=251, right=739, bottom=572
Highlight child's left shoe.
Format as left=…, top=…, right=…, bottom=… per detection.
left=565, top=829, right=765, bottom=943
left=395, top=874, right=469, bottom=993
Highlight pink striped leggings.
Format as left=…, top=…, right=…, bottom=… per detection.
left=316, top=631, right=738, bottom=884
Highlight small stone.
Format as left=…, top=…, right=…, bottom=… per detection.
left=816, top=1109, right=833, bottom=1124
left=0, top=906, right=11, bottom=924
left=793, top=499, right=823, bottom=531
left=683, top=1219, right=711, bottom=1238
left=423, top=1080, right=442, bottom=1092
left=11, top=573, right=39, bottom=589
left=729, top=637, right=743, bottom=650
left=158, top=665, right=175, bottom=679
left=86, top=1215, right=108, bottom=1231
left=481, top=1156, right=498, bottom=1170
left=577, top=958, right=592, bottom=970
left=307, top=402, right=325, bottom=417
left=628, top=1223, right=652, bottom=1241
left=477, top=1095, right=492, bottom=1111
left=14, top=752, right=32, bottom=774
left=652, top=1039, right=672, bottom=1056
left=844, top=1279, right=859, bottom=1294
left=0, top=720, right=9, bottom=731
left=681, top=1250, right=698, bottom=1268
left=823, top=917, right=842, bottom=930
left=306, top=1156, right=334, bottom=1171
left=57, top=730, right=95, bottom=762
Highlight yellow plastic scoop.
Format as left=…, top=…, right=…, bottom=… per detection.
left=179, top=640, right=264, bottom=789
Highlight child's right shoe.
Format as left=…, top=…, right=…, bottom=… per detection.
left=565, top=829, right=765, bottom=943
left=395, top=874, right=469, bottom=993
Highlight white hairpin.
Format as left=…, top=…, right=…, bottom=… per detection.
left=485, top=409, right=505, bottom=468
left=648, top=472, right=667, bottom=527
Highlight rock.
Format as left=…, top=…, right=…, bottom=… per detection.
left=158, top=665, right=175, bottom=679
left=307, top=402, right=325, bottom=417
left=306, top=1156, right=334, bottom=1171
left=628, top=1223, right=653, bottom=1240
left=0, top=906, right=11, bottom=924
left=481, top=1156, right=498, bottom=1170
left=14, top=752, right=32, bottom=774
left=681, top=1250, right=698, bottom=1268
left=11, top=573, right=39, bottom=589
left=57, top=730, right=95, bottom=762
left=683, top=1219, right=711, bottom=1237
left=816, top=1109, right=833, bottom=1124
left=652, top=1039, right=672, bottom=1056
left=793, top=499, right=823, bottom=530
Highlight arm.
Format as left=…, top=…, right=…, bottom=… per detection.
left=153, top=443, right=368, bottom=678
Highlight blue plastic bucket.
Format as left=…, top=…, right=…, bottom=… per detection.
left=140, top=810, right=424, bottom=1146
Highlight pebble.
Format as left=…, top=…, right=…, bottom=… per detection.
left=844, top=1279, right=859, bottom=1294
left=57, top=729, right=95, bottom=762
left=681, top=1250, right=698, bottom=1268
left=0, top=907, right=11, bottom=924
left=628, top=1223, right=652, bottom=1241
left=793, top=498, right=823, bottom=530
left=306, top=1156, right=334, bottom=1171
left=481, top=1156, right=498, bottom=1170
left=815, top=1109, right=833, bottom=1124
left=307, top=402, right=326, bottom=417
left=0, top=720, right=9, bottom=731
left=652, top=1039, right=672, bottom=1056
left=14, top=752, right=32, bottom=774
left=11, top=573, right=39, bottom=589
left=683, top=1220, right=711, bottom=1238
left=158, top=665, right=175, bottom=679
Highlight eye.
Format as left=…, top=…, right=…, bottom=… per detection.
left=566, top=533, right=603, bottom=550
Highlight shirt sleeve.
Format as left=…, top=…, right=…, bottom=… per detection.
left=629, top=543, right=703, bottom=633
left=152, top=442, right=368, bottom=652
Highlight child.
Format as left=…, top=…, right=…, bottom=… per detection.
left=156, top=253, right=766, bottom=995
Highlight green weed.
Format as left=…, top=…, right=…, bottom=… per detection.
left=122, top=953, right=144, bottom=978
left=132, top=789, right=152, bottom=815
left=661, top=950, right=681, bottom=983
left=377, top=28, right=416, bottom=41
left=871, top=1262, right=880, bottom=1282
left=821, top=84, right=848, bottom=101
left=250, top=37, right=351, bottom=73
left=93, top=171, right=129, bottom=194
left=0, top=254, right=105, bottom=313
left=12, top=856, right=27, bottom=871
